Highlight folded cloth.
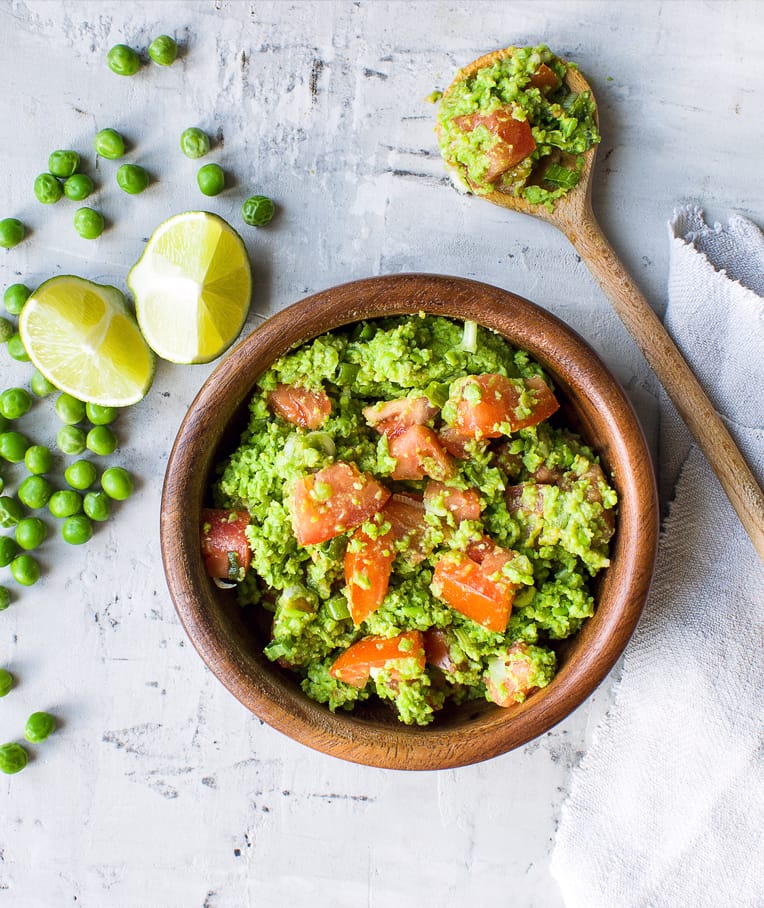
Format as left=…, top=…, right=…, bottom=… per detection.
left=550, top=206, right=764, bottom=908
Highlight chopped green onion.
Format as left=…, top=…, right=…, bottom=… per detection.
left=461, top=320, right=478, bottom=353
left=542, top=163, right=580, bottom=189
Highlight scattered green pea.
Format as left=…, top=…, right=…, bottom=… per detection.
left=7, top=334, right=30, bottom=362
left=0, top=587, right=9, bottom=611
left=25, top=444, right=53, bottom=475
left=74, top=207, right=104, bottom=240
left=15, top=517, right=47, bottom=551
left=85, top=402, right=118, bottom=425
left=34, top=173, right=63, bottom=205
left=83, top=490, right=111, bottom=522
left=94, top=128, right=126, bottom=160
left=101, top=466, right=133, bottom=500
left=10, top=553, right=40, bottom=586
left=56, top=425, right=87, bottom=456
left=3, top=283, right=31, bottom=316
left=0, top=742, right=28, bottom=774
left=0, top=668, right=11, bottom=695
left=0, top=388, right=32, bottom=420
left=179, top=127, right=210, bottom=159
left=0, top=536, right=18, bottom=566
left=148, top=34, right=178, bottom=66
left=86, top=425, right=117, bottom=456
left=48, top=150, right=80, bottom=178
left=0, top=431, right=30, bottom=462
left=65, top=460, right=97, bottom=490
left=62, top=514, right=93, bottom=545
left=0, top=218, right=25, bottom=249
left=55, top=393, right=86, bottom=425
left=63, top=173, right=94, bottom=201
left=17, top=476, right=53, bottom=510
left=0, top=497, right=23, bottom=528
left=24, top=712, right=56, bottom=743
left=242, top=195, right=275, bottom=227
left=116, top=163, right=149, bottom=195
left=197, top=163, right=225, bottom=196
left=30, top=370, right=57, bottom=397
left=48, top=489, right=82, bottom=518
left=107, top=43, right=141, bottom=76
left=0, top=318, right=14, bottom=343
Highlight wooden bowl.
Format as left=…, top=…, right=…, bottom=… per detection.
left=161, top=274, right=658, bottom=770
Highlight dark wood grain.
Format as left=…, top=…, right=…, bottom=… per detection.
left=161, top=274, right=659, bottom=770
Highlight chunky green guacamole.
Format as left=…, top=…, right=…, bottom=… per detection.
left=212, top=316, right=616, bottom=726
left=436, top=44, right=600, bottom=207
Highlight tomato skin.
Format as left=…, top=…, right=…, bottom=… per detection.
left=438, top=425, right=474, bottom=459
left=267, top=383, right=331, bottom=429
left=432, top=549, right=517, bottom=633
left=423, top=628, right=458, bottom=674
left=424, top=481, right=481, bottom=522
left=450, top=373, right=559, bottom=439
left=344, top=527, right=396, bottom=624
left=382, top=493, right=429, bottom=563
left=529, top=63, right=561, bottom=92
left=388, top=425, right=456, bottom=482
left=200, top=508, right=251, bottom=579
left=453, top=108, right=536, bottom=181
left=485, top=642, right=538, bottom=706
left=329, top=631, right=426, bottom=688
left=290, top=462, right=391, bottom=546
left=363, top=396, right=439, bottom=437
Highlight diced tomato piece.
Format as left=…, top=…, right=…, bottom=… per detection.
left=485, top=642, right=539, bottom=706
left=344, top=527, right=396, bottom=624
left=423, top=628, right=458, bottom=674
left=329, top=631, right=426, bottom=688
left=506, top=482, right=547, bottom=516
left=453, top=108, right=536, bottom=181
left=388, top=425, right=456, bottom=482
left=529, top=63, right=561, bottom=92
left=449, top=373, right=559, bottom=439
left=363, top=396, right=439, bottom=437
left=200, top=508, right=251, bottom=580
left=382, top=493, right=429, bottom=564
left=432, top=552, right=518, bottom=633
left=438, top=425, right=475, bottom=459
left=290, top=462, right=391, bottom=546
left=424, top=481, right=481, bottom=522
left=267, top=383, right=331, bottom=429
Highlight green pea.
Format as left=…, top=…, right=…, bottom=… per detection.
left=62, top=513, right=93, bottom=545
left=116, top=163, right=149, bottom=195
left=0, top=587, right=9, bottom=611
left=25, top=444, right=53, bottom=475
left=34, top=173, right=63, bottom=205
left=85, top=402, right=118, bottom=425
left=24, top=711, right=56, bottom=743
left=101, top=466, right=133, bottom=500
left=7, top=333, right=30, bottom=362
left=242, top=195, right=275, bottom=227
left=0, top=536, right=18, bottom=566
left=0, top=218, right=25, bottom=249
left=180, top=127, right=210, bottom=159
left=86, top=425, right=117, bottom=456
left=48, top=489, right=82, bottom=518
left=0, top=431, right=30, bottom=462
left=0, top=742, right=28, bottom=774
left=31, top=370, right=57, bottom=397
left=10, top=553, right=40, bottom=586
left=107, top=43, right=141, bottom=76
left=56, top=425, right=86, bottom=456
left=17, top=476, right=53, bottom=510
left=149, top=34, right=178, bottom=66
left=48, top=150, right=80, bottom=178
left=0, top=387, right=32, bottom=420
left=94, top=128, right=126, bottom=160
left=74, top=207, right=104, bottom=240
left=63, top=173, right=94, bottom=201
left=0, top=668, right=12, bottom=695
left=197, top=163, right=225, bottom=196
left=65, top=459, right=97, bottom=490
left=83, top=490, right=111, bottom=522
left=0, top=497, right=23, bottom=528
left=55, top=392, right=86, bottom=425
left=3, top=283, right=31, bottom=316
left=0, top=318, right=14, bottom=343
left=15, top=517, right=47, bottom=550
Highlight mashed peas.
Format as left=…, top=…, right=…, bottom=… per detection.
left=212, top=316, right=616, bottom=726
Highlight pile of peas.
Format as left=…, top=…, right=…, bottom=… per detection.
left=0, top=667, right=57, bottom=774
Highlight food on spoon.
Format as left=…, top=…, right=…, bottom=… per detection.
left=436, top=44, right=600, bottom=207
left=206, top=315, right=617, bottom=725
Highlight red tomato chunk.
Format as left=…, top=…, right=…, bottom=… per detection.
left=200, top=508, right=251, bottom=580
left=363, top=396, right=439, bottom=437
left=388, top=425, right=456, bottom=482
left=432, top=546, right=519, bottom=633
left=453, top=108, right=536, bottom=182
left=382, top=493, right=429, bottom=564
left=329, top=631, right=426, bottom=688
left=485, top=642, right=539, bottom=706
left=424, top=480, right=482, bottom=522
left=267, top=383, right=331, bottom=429
left=344, top=526, right=396, bottom=625
left=450, top=373, right=559, bottom=439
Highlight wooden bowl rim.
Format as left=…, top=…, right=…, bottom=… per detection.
left=161, top=273, right=658, bottom=770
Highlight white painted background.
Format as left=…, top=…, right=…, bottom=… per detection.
left=0, top=2, right=761, bottom=905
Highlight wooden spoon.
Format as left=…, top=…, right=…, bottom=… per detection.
left=442, top=48, right=764, bottom=563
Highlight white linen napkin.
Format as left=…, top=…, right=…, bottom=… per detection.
left=550, top=206, right=764, bottom=908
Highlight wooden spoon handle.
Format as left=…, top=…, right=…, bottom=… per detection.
left=564, top=211, right=764, bottom=563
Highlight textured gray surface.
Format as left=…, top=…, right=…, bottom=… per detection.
left=0, top=1, right=760, bottom=905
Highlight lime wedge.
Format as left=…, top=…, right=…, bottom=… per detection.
left=19, top=276, right=155, bottom=407
left=127, top=211, right=252, bottom=364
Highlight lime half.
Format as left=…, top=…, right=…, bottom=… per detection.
left=19, top=276, right=155, bottom=407
left=128, top=211, right=252, bottom=364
